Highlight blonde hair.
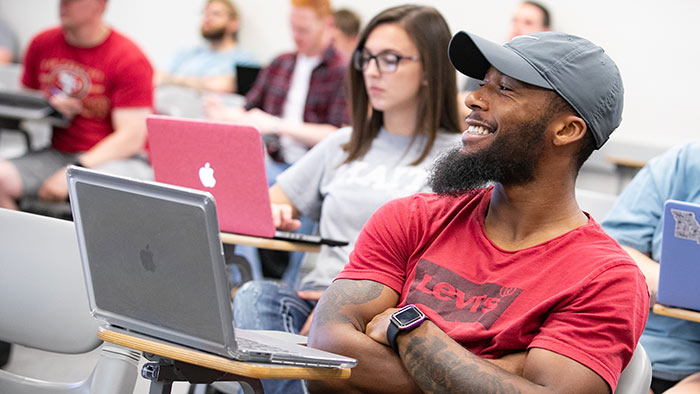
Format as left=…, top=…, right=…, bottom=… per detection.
left=207, top=0, right=239, bottom=20
left=290, top=0, right=331, bottom=18
left=206, top=0, right=240, bottom=40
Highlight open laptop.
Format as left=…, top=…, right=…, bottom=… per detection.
left=0, top=89, right=68, bottom=123
left=66, top=166, right=356, bottom=368
left=147, top=114, right=347, bottom=247
left=657, top=200, right=700, bottom=311
left=235, top=65, right=261, bottom=96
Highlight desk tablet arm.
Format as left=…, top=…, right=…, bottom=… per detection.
left=140, top=353, right=264, bottom=394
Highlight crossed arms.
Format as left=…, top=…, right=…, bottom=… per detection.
left=307, top=279, right=610, bottom=394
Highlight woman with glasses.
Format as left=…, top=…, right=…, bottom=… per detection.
left=232, top=5, right=461, bottom=392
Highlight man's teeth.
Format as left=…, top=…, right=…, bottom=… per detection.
left=466, top=125, right=490, bottom=135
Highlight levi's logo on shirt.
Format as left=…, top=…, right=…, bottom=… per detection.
left=405, top=259, right=522, bottom=330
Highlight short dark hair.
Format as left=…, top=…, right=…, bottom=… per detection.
left=523, top=1, right=551, bottom=28
left=333, top=8, right=361, bottom=37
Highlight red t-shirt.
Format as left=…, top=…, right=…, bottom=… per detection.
left=336, top=188, right=649, bottom=391
left=22, top=27, right=153, bottom=153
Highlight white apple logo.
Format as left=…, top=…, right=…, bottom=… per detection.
left=199, top=162, right=216, bottom=188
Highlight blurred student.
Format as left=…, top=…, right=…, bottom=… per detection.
left=509, top=0, right=551, bottom=40
left=156, top=0, right=257, bottom=93
left=331, top=8, right=361, bottom=64
left=0, top=0, right=153, bottom=210
left=603, top=143, right=700, bottom=394
left=205, top=0, right=348, bottom=172
left=232, top=5, right=462, bottom=393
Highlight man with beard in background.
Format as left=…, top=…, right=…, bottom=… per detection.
left=306, top=31, right=649, bottom=394
left=156, top=0, right=257, bottom=93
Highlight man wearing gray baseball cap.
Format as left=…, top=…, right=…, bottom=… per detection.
left=308, top=32, right=648, bottom=394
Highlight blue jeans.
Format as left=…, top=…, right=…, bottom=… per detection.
left=233, top=280, right=316, bottom=394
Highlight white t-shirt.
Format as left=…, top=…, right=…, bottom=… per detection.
left=281, top=54, right=321, bottom=163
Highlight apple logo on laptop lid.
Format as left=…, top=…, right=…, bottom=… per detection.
left=199, top=162, right=216, bottom=188
left=140, top=244, right=156, bottom=272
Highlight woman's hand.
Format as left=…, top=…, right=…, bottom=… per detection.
left=271, top=203, right=301, bottom=231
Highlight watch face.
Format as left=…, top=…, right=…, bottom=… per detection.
left=391, top=304, right=425, bottom=329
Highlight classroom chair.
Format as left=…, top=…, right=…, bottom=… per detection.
left=615, top=343, right=653, bottom=394
left=0, top=208, right=140, bottom=394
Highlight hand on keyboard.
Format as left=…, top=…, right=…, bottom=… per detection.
left=271, top=203, right=302, bottom=231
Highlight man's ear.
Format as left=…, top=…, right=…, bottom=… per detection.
left=551, top=114, right=587, bottom=147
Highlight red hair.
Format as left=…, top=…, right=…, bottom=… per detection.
left=290, top=0, right=331, bottom=18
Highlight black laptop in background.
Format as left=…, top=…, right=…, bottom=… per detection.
left=235, top=65, right=261, bottom=96
left=0, top=89, right=68, bottom=123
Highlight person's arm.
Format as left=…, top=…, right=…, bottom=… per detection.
left=240, top=108, right=337, bottom=147
left=76, top=107, right=150, bottom=167
left=363, top=307, right=610, bottom=394
left=37, top=107, right=149, bottom=201
left=308, top=279, right=423, bottom=394
left=621, top=245, right=658, bottom=304
left=308, top=279, right=529, bottom=394
left=158, top=71, right=236, bottom=94
left=276, top=118, right=338, bottom=147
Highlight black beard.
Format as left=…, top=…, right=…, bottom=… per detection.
left=201, top=26, right=227, bottom=41
left=428, top=119, right=547, bottom=197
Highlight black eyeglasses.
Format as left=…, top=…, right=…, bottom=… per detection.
left=352, top=49, right=420, bottom=74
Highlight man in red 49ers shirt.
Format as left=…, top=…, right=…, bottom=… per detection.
left=308, top=31, right=649, bottom=394
left=0, top=0, right=153, bottom=209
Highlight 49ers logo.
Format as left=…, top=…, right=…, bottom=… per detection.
left=49, top=65, right=91, bottom=98
left=405, top=259, right=522, bottom=329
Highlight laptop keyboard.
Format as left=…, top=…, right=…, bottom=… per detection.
left=237, top=336, right=295, bottom=355
left=274, top=231, right=348, bottom=247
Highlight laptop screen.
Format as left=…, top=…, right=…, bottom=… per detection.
left=235, top=65, right=261, bottom=96
left=658, top=200, right=700, bottom=311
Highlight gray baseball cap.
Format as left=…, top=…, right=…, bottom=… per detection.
left=448, top=31, right=623, bottom=149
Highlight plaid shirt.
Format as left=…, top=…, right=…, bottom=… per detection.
left=245, top=45, right=349, bottom=127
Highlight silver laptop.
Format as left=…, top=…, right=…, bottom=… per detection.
left=66, top=166, right=356, bottom=368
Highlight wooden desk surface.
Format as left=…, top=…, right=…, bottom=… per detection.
left=98, top=328, right=350, bottom=380
left=220, top=232, right=321, bottom=253
left=653, top=303, right=700, bottom=324
left=605, top=154, right=647, bottom=169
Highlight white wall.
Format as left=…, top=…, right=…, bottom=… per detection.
left=1, top=0, right=698, bottom=152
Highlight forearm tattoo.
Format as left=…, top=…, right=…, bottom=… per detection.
left=314, top=280, right=384, bottom=328
left=403, top=336, right=521, bottom=394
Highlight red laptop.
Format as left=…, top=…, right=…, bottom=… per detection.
left=146, top=115, right=346, bottom=246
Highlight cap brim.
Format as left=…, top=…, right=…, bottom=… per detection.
left=448, top=31, right=551, bottom=89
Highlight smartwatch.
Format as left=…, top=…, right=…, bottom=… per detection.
left=386, top=304, right=427, bottom=354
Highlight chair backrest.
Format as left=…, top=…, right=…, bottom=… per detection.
left=0, top=63, right=22, bottom=91
left=576, top=188, right=618, bottom=223
left=0, top=208, right=139, bottom=394
left=614, top=343, right=653, bottom=394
